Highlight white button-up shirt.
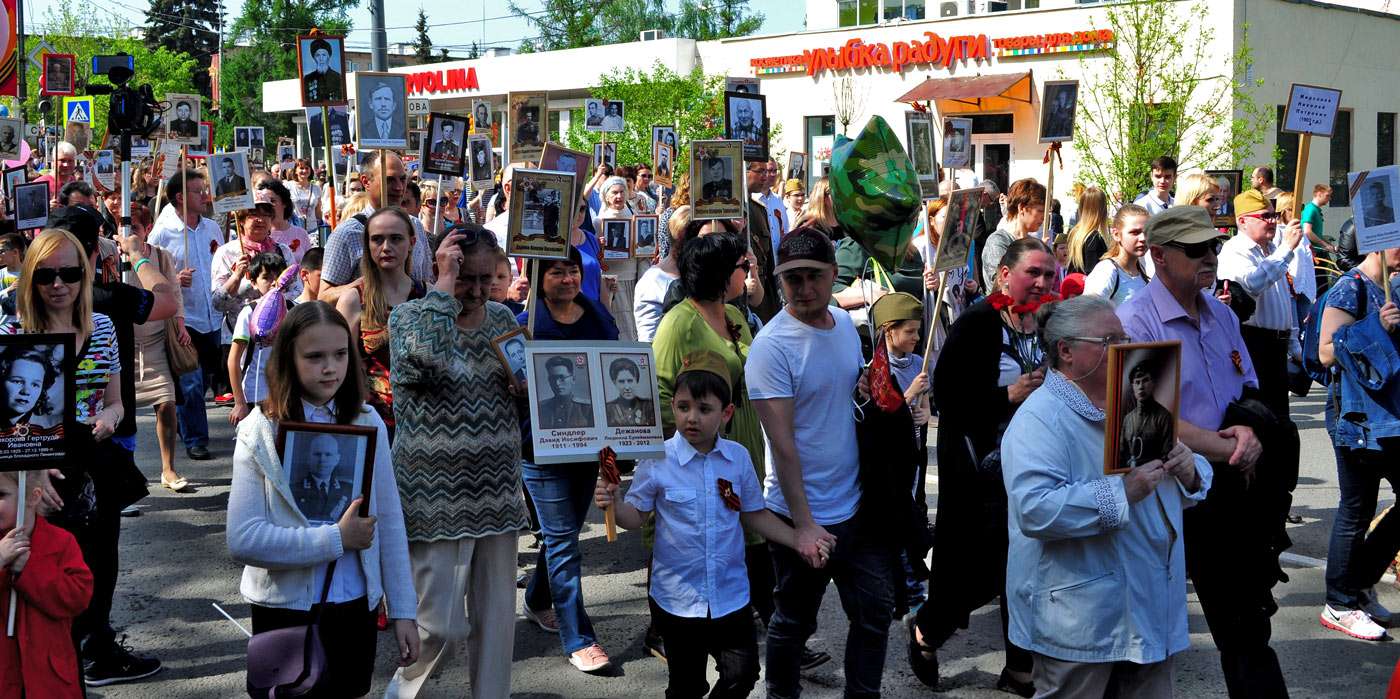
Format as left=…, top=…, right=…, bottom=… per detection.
left=148, top=204, right=223, bottom=334
left=1216, top=232, right=1297, bottom=331
left=625, top=432, right=764, bottom=619
left=301, top=400, right=369, bottom=604
left=759, top=191, right=788, bottom=261
left=1133, top=192, right=1174, bottom=216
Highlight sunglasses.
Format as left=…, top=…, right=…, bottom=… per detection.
left=1243, top=210, right=1280, bottom=222
left=1164, top=239, right=1223, bottom=259
left=33, top=266, right=84, bottom=285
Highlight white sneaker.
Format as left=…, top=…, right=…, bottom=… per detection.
left=523, top=605, right=560, bottom=633
left=569, top=643, right=612, bottom=673
left=1320, top=604, right=1386, bottom=641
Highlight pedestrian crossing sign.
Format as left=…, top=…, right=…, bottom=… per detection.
left=64, top=97, right=93, bottom=125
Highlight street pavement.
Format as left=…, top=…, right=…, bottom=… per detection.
left=91, top=389, right=1400, bottom=697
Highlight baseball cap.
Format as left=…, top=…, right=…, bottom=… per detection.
left=775, top=227, right=836, bottom=275
left=783, top=178, right=805, bottom=196
left=1145, top=206, right=1224, bottom=247
left=1233, top=189, right=1270, bottom=217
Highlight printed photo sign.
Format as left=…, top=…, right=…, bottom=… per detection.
left=524, top=341, right=664, bottom=465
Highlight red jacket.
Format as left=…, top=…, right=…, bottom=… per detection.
left=0, top=516, right=93, bottom=699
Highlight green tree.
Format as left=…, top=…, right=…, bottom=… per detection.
left=672, top=0, right=763, bottom=40
left=144, top=0, right=221, bottom=99
left=1069, top=0, right=1270, bottom=199
left=413, top=8, right=435, bottom=63
left=510, top=0, right=607, bottom=52
left=598, top=0, right=672, bottom=44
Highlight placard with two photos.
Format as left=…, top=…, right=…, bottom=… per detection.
left=523, top=341, right=665, bottom=465
left=584, top=99, right=625, bottom=133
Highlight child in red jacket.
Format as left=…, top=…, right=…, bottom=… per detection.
left=0, top=470, right=93, bottom=699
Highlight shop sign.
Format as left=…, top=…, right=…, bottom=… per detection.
left=993, top=30, right=1115, bottom=59
left=750, top=33, right=991, bottom=78
left=406, top=66, right=480, bottom=96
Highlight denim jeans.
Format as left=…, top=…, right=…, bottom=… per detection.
left=522, top=459, right=600, bottom=655
left=766, top=515, right=896, bottom=699
left=175, top=328, right=221, bottom=449
left=1325, top=441, right=1400, bottom=610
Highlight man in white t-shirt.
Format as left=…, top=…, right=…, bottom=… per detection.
left=746, top=228, right=895, bottom=698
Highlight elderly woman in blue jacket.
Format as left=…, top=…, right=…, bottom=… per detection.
left=1001, top=295, right=1211, bottom=697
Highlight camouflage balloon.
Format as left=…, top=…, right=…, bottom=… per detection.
left=829, top=116, right=922, bottom=272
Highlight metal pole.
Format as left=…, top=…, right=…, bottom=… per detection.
left=370, top=0, right=388, bottom=72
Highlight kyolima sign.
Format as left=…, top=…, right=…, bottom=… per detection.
left=405, top=66, right=480, bottom=96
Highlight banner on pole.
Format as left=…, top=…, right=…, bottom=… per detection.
left=0, top=0, right=15, bottom=98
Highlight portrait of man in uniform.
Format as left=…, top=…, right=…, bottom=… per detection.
left=536, top=354, right=594, bottom=430
left=1106, top=343, right=1181, bottom=474
left=299, top=36, right=347, bottom=105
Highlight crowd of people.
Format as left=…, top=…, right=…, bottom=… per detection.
left=0, top=134, right=1397, bottom=699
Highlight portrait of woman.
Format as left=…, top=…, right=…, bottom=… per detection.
left=0, top=344, right=62, bottom=431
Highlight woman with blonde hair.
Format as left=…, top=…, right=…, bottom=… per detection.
left=1275, top=191, right=1319, bottom=315
left=1176, top=172, right=1224, bottom=212
left=1066, top=187, right=1111, bottom=275
left=792, top=176, right=841, bottom=239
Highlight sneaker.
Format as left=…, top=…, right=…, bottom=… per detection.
left=644, top=623, right=666, bottom=663
left=213, top=393, right=235, bottom=406
left=569, top=643, right=612, bottom=673
left=800, top=645, right=831, bottom=672
left=523, top=605, right=559, bottom=633
left=1360, top=588, right=1395, bottom=628
left=1320, top=604, right=1386, bottom=641
left=83, top=636, right=162, bottom=686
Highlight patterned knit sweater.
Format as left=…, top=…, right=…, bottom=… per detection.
left=388, top=291, right=529, bottom=541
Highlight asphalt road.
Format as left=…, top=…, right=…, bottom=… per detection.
left=90, top=389, right=1400, bottom=698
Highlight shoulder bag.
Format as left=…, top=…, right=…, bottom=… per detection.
left=245, top=561, right=337, bottom=698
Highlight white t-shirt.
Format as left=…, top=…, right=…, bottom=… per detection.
left=233, top=304, right=274, bottom=404
left=287, top=181, right=321, bottom=224
left=1083, top=258, right=1149, bottom=305
left=746, top=307, right=863, bottom=526
left=633, top=265, right=679, bottom=343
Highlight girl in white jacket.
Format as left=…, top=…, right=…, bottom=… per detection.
left=226, top=301, right=418, bottom=698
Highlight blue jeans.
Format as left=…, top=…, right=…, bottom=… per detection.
left=766, top=515, right=896, bottom=699
left=522, top=460, right=600, bottom=655
left=175, top=329, right=221, bottom=449
left=1324, top=441, right=1400, bottom=609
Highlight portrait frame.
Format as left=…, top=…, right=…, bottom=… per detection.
left=786, top=151, right=807, bottom=184
left=506, top=168, right=575, bottom=260
left=490, top=327, right=533, bottom=393
left=690, top=139, right=744, bottom=221
left=633, top=214, right=659, bottom=258
left=1038, top=79, right=1080, bottom=144
left=471, top=99, right=493, bottom=134
left=724, top=91, right=768, bottom=162
left=0, top=333, right=76, bottom=468
left=540, top=142, right=592, bottom=202
left=296, top=34, right=348, bottom=107
left=651, top=125, right=677, bottom=160
left=601, top=100, right=625, bottom=133
left=40, top=53, right=76, bottom=97
left=354, top=72, right=410, bottom=151
left=935, top=187, right=982, bottom=273
left=210, top=151, right=255, bottom=215
left=13, top=181, right=49, bottom=230
left=593, top=142, right=617, bottom=169
left=942, top=117, right=972, bottom=169
left=524, top=341, right=664, bottom=465
left=424, top=112, right=469, bottom=177
left=651, top=142, right=674, bottom=187
left=1104, top=341, right=1182, bottom=475
left=306, top=106, right=351, bottom=149
left=161, top=93, right=203, bottom=145
left=93, top=150, right=116, bottom=190
left=508, top=91, right=548, bottom=164
left=275, top=421, right=376, bottom=523
left=583, top=98, right=607, bottom=133
left=0, top=118, right=22, bottom=161
left=602, top=217, right=633, bottom=260
left=467, top=135, right=495, bottom=190
left=3, top=166, right=27, bottom=214
left=189, top=121, right=214, bottom=158
left=904, top=111, right=939, bottom=199
left=1204, top=169, right=1243, bottom=229
left=1347, top=165, right=1400, bottom=253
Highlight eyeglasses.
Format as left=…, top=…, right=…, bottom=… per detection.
left=735, top=259, right=752, bottom=274
left=33, top=266, right=84, bottom=285
left=1164, top=239, right=1223, bottom=259
left=1242, top=210, right=1280, bottom=223
left=1066, top=334, right=1133, bottom=349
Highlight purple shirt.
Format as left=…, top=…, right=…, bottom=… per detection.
left=1117, top=279, right=1257, bottom=430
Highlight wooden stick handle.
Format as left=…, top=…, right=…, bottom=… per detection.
left=604, top=505, right=617, bottom=543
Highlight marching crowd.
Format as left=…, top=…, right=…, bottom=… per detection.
left=0, top=137, right=1398, bottom=699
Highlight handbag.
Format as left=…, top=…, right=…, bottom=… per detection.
left=246, top=561, right=337, bottom=698
left=157, top=249, right=200, bottom=376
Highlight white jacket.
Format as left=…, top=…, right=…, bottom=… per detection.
left=226, top=406, right=416, bottom=618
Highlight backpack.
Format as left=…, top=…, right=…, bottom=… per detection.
left=1302, top=268, right=1367, bottom=386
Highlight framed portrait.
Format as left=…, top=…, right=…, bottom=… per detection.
left=355, top=72, right=409, bottom=150
left=600, top=100, right=625, bottom=133
left=128, top=134, right=152, bottom=157
left=277, top=142, right=295, bottom=164
left=161, top=93, right=202, bottom=145
left=633, top=214, right=659, bottom=258
left=306, top=106, right=352, bottom=148
left=593, top=142, right=617, bottom=169
left=408, top=130, right=425, bottom=156
left=652, top=142, right=674, bottom=187
left=276, top=421, right=376, bottom=524
left=942, top=117, right=972, bottom=169
left=786, top=151, right=807, bottom=185
left=467, top=135, right=495, bottom=189
left=1104, top=341, right=1182, bottom=475
left=651, top=125, right=677, bottom=158
left=93, top=150, right=116, bottom=190
left=1347, top=166, right=1400, bottom=252
left=1282, top=83, right=1343, bottom=138
left=508, top=91, right=547, bottom=164
left=490, top=327, right=533, bottom=393
left=1038, top=80, right=1079, bottom=144
left=507, top=168, right=575, bottom=260
left=3, top=166, right=26, bottom=214
left=690, top=139, right=744, bottom=221
left=210, top=151, right=255, bottom=214
left=1205, top=170, right=1243, bottom=228
left=423, top=112, right=468, bottom=177
left=540, top=142, right=592, bottom=202
left=724, top=91, right=768, bottom=162
left=13, top=182, right=49, bottom=230
left=296, top=34, right=348, bottom=107
left=0, top=333, right=75, bottom=468
left=602, top=218, right=632, bottom=260
left=935, top=187, right=983, bottom=273
left=41, top=53, right=76, bottom=97
left=583, top=98, right=606, bottom=133
left=471, top=99, right=493, bottom=134
left=524, top=341, right=664, bottom=464
left=904, top=111, right=939, bottom=199
left=189, top=121, right=214, bottom=158
left=0, top=118, right=20, bottom=161
left=725, top=77, right=759, bottom=95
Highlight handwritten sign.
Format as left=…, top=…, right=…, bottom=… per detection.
left=1347, top=166, right=1400, bottom=254
left=1282, top=84, right=1342, bottom=137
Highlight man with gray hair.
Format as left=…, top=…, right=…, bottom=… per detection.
left=35, top=140, right=81, bottom=201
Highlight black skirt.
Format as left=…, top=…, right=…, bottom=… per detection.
left=250, top=596, right=378, bottom=698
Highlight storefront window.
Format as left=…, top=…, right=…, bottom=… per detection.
left=1275, top=106, right=1299, bottom=191
left=839, top=0, right=880, bottom=26
left=549, top=110, right=562, bottom=142
left=884, top=0, right=926, bottom=20
left=1329, top=109, right=1352, bottom=207
left=970, top=114, right=1014, bottom=134
left=1380, top=112, right=1396, bottom=167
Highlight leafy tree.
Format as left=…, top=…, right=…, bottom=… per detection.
left=144, top=0, right=221, bottom=99
left=413, top=8, right=435, bottom=63
left=598, top=0, right=672, bottom=44
left=510, top=0, right=607, bottom=53
left=511, top=0, right=761, bottom=51
left=1069, top=0, right=1270, bottom=199
left=672, top=0, right=763, bottom=40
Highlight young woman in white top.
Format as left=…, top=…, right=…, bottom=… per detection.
left=285, top=159, right=322, bottom=231
left=1083, top=203, right=1152, bottom=305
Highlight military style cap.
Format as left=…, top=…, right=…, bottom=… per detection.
left=1233, top=188, right=1270, bottom=217
left=1145, top=205, right=1224, bottom=246
left=783, top=178, right=805, bottom=195
left=870, top=291, right=923, bottom=329
left=678, top=350, right=732, bottom=392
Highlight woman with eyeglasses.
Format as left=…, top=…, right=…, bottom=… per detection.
left=908, top=236, right=1058, bottom=695
left=1001, top=294, right=1208, bottom=696
left=255, top=180, right=312, bottom=265
left=1083, top=204, right=1152, bottom=305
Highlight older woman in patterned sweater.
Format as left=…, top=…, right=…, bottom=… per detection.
left=383, top=225, right=529, bottom=699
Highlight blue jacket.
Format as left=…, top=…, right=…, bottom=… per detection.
left=1330, top=311, right=1400, bottom=451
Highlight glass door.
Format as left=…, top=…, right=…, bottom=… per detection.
left=971, top=138, right=1012, bottom=195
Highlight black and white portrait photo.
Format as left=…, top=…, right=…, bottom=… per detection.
left=601, top=354, right=657, bottom=428
left=163, top=93, right=202, bottom=144
left=191, top=122, right=213, bottom=158
left=584, top=99, right=606, bottom=132
left=787, top=151, right=807, bottom=185
left=904, top=111, right=938, bottom=198
left=593, top=142, right=617, bottom=169
left=234, top=126, right=266, bottom=152
left=13, top=181, right=49, bottom=230
left=633, top=215, right=658, bottom=258
left=652, top=125, right=677, bottom=160
left=42, top=54, right=75, bottom=96
left=603, top=218, right=632, bottom=260
left=468, top=135, right=494, bottom=188
left=601, top=100, right=624, bottom=133
left=1038, top=80, right=1080, bottom=144
left=472, top=100, right=493, bottom=134
left=691, top=140, right=744, bottom=221
left=297, top=34, right=347, bottom=106
left=1349, top=166, right=1400, bottom=251
left=212, top=152, right=255, bottom=214
left=1362, top=178, right=1395, bottom=227
left=355, top=72, right=409, bottom=150
left=4, top=167, right=26, bottom=213
left=279, top=423, right=374, bottom=524
left=1105, top=342, right=1181, bottom=475
left=725, top=92, right=768, bottom=162
left=0, top=334, right=73, bottom=466
left=307, top=106, right=352, bottom=148
left=0, top=118, right=22, bottom=161
left=534, top=353, right=595, bottom=430
left=424, top=113, right=468, bottom=177
left=491, top=328, right=532, bottom=392
left=510, top=92, right=547, bottom=163
left=942, top=117, right=971, bottom=169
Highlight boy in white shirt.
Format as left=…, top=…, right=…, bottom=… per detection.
left=227, top=252, right=288, bottom=424
left=595, top=351, right=833, bottom=698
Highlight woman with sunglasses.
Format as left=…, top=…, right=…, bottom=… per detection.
left=1083, top=203, right=1152, bottom=305
left=416, top=181, right=461, bottom=249
left=255, top=181, right=311, bottom=265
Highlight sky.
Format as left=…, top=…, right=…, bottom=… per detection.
left=26, top=0, right=806, bottom=55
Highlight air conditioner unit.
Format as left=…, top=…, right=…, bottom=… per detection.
left=640, top=29, right=666, bottom=41
left=940, top=1, right=959, bottom=16
left=970, top=0, right=1009, bottom=13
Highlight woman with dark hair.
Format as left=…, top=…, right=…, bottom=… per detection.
left=285, top=158, right=322, bottom=231
left=335, top=207, right=425, bottom=437
left=256, top=179, right=312, bottom=264
left=908, top=236, right=1059, bottom=696
left=0, top=345, right=59, bottom=430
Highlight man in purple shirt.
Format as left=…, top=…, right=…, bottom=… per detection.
left=1118, top=206, right=1288, bottom=698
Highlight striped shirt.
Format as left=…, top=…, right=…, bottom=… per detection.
left=1216, top=233, right=1297, bottom=331
left=2, top=313, right=118, bottom=423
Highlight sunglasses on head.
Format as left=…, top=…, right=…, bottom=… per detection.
left=33, top=266, right=84, bottom=285
left=1165, top=239, right=1223, bottom=259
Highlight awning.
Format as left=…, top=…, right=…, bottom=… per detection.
left=895, top=71, right=1034, bottom=109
